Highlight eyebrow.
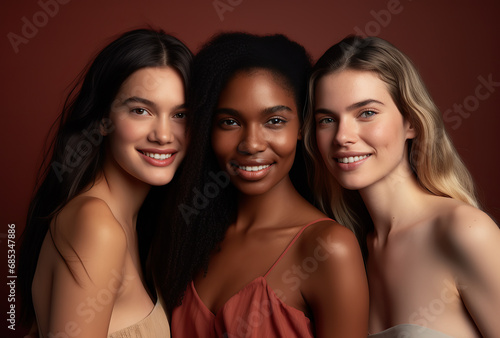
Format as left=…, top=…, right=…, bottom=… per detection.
left=315, top=99, right=384, bottom=114
left=122, top=96, right=186, bottom=111
left=346, top=99, right=384, bottom=111
left=215, top=105, right=293, bottom=116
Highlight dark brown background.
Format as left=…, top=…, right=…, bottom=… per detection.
left=1, top=0, right=499, bottom=336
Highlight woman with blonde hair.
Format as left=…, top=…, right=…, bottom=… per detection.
left=304, top=35, right=500, bottom=337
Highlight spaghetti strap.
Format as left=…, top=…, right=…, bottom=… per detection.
left=263, top=217, right=333, bottom=278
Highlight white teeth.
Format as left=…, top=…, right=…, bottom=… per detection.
left=337, top=155, right=369, bottom=163
left=238, top=164, right=271, bottom=172
left=144, top=152, right=172, bottom=160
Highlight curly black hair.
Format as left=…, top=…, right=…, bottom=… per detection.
left=150, top=32, right=312, bottom=312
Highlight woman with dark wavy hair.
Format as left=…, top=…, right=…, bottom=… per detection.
left=153, top=32, right=368, bottom=337
left=19, top=28, right=191, bottom=337
left=304, top=35, right=500, bottom=337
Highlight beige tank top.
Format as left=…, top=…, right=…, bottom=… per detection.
left=369, top=324, right=455, bottom=337
left=108, top=300, right=170, bottom=338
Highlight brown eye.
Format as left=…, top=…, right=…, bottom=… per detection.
left=174, top=112, right=187, bottom=119
left=219, top=118, right=239, bottom=127
left=267, top=117, right=286, bottom=125
left=131, top=108, right=149, bottom=115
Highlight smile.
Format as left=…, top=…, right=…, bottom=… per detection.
left=335, top=154, right=370, bottom=164
left=141, top=151, right=173, bottom=160
left=237, top=164, right=271, bottom=172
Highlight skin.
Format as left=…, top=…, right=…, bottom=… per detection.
left=193, top=69, right=369, bottom=337
left=314, top=69, right=500, bottom=337
left=31, top=66, right=186, bottom=337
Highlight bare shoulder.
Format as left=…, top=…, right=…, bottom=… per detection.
left=52, top=196, right=127, bottom=264
left=299, top=219, right=362, bottom=262
left=435, top=199, right=498, bottom=243
left=433, top=198, right=499, bottom=262
left=298, top=219, right=369, bottom=336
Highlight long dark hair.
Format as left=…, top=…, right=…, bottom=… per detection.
left=18, top=28, right=192, bottom=327
left=151, top=32, right=312, bottom=311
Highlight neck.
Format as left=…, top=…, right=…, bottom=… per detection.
left=96, top=158, right=151, bottom=231
left=359, top=165, right=427, bottom=242
left=235, top=175, right=303, bottom=232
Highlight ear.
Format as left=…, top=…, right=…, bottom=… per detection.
left=297, top=128, right=303, bottom=141
left=404, top=120, right=416, bottom=140
left=100, top=119, right=109, bottom=136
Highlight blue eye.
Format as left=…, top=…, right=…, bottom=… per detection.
left=318, top=117, right=334, bottom=124
left=360, top=110, right=376, bottom=118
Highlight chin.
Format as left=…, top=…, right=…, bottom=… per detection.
left=232, top=181, right=273, bottom=196
left=142, top=173, right=176, bottom=186
left=334, top=177, right=367, bottom=191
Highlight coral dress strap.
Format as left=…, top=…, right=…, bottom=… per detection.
left=263, top=217, right=333, bottom=278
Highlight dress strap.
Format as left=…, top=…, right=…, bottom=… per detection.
left=263, top=217, right=333, bottom=278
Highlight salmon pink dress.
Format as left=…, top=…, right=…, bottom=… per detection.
left=171, top=218, right=334, bottom=338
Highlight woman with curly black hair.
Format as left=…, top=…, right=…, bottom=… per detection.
left=152, top=32, right=368, bottom=337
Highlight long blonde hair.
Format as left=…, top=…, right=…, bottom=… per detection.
left=304, top=36, right=479, bottom=250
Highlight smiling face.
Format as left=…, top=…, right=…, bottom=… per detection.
left=105, top=66, right=187, bottom=186
left=314, top=69, right=415, bottom=191
left=212, top=69, right=301, bottom=196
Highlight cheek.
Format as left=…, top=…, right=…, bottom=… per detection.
left=269, top=133, right=296, bottom=157
left=110, top=119, right=144, bottom=146
left=316, top=129, right=333, bottom=160
left=367, top=121, right=405, bottom=152
left=267, top=122, right=301, bottom=157
left=211, top=130, right=233, bottom=162
left=368, top=124, right=387, bottom=144
left=172, top=123, right=187, bottom=146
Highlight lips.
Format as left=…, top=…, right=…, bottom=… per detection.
left=142, top=152, right=173, bottom=160
left=229, top=161, right=274, bottom=180
left=138, top=149, right=177, bottom=167
left=335, top=154, right=371, bottom=164
left=332, top=153, right=371, bottom=171
left=236, top=164, right=271, bottom=172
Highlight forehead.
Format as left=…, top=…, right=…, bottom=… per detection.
left=226, top=68, right=293, bottom=93
left=218, top=69, right=296, bottom=106
left=118, top=66, right=183, bottom=95
left=315, top=70, right=391, bottom=107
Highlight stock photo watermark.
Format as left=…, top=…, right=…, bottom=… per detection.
left=46, top=269, right=135, bottom=338
left=408, top=277, right=467, bottom=332
left=227, top=231, right=340, bottom=337
left=353, top=0, right=413, bottom=38
left=213, top=0, right=243, bottom=21
left=443, top=73, right=499, bottom=130
left=179, top=170, right=230, bottom=224
left=51, top=118, right=114, bottom=182
left=7, top=0, right=73, bottom=54
left=50, top=65, right=168, bottom=182
left=6, top=224, right=17, bottom=331
left=233, top=297, right=283, bottom=338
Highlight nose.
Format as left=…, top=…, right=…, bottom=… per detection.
left=148, top=114, right=174, bottom=144
left=334, top=118, right=357, bottom=146
left=237, top=124, right=266, bottom=155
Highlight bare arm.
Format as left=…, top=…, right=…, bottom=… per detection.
left=446, top=205, right=500, bottom=337
left=24, top=322, right=38, bottom=338
left=301, top=221, right=369, bottom=338
left=43, top=198, right=127, bottom=338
